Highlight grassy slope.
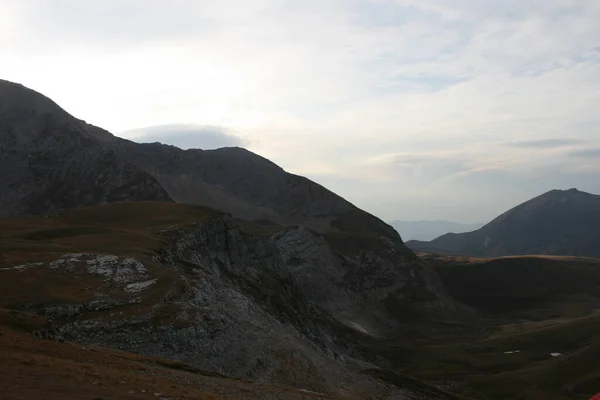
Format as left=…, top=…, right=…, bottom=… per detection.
left=0, top=204, right=337, bottom=399
left=3, top=204, right=600, bottom=399
left=0, top=202, right=218, bottom=315
left=362, top=254, right=600, bottom=400
left=0, top=202, right=446, bottom=400
left=0, top=310, right=332, bottom=400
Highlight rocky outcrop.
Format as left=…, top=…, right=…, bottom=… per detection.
left=1, top=213, right=448, bottom=398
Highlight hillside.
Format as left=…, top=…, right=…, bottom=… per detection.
left=363, top=254, right=600, bottom=400
left=390, top=220, right=482, bottom=241
left=0, top=202, right=463, bottom=399
left=406, top=189, right=600, bottom=257
left=0, top=76, right=453, bottom=338
left=0, top=78, right=461, bottom=398
left=0, top=310, right=334, bottom=400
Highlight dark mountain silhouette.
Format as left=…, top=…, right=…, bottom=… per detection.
left=0, top=77, right=451, bottom=336
left=407, top=188, right=600, bottom=257
left=0, top=80, right=172, bottom=216
left=0, top=79, right=399, bottom=245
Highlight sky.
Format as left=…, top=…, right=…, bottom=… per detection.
left=2, top=0, right=600, bottom=223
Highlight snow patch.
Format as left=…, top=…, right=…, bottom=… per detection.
left=551, top=352, right=562, bottom=357
left=504, top=350, right=520, bottom=354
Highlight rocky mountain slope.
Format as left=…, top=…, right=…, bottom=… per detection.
left=390, top=220, right=482, bottom=241
left=0, top=78, right=463, bottom=398
left=0, top=77, right=451, bottom=331
left=406, top=189, right=600, bottom=257
left=0, top=202, right=460, bottom=399
left=0, top=79, right=393, bottom=245
left=0, top=309, right=340, bottom=400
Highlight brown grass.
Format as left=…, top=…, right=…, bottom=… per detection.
left=0, top=310, right=334, bottom=400
left=0, top=202, right=218, bottom=267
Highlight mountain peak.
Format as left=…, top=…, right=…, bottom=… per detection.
left=547, top=188, right=589, bottom=195
left=408, top=188, right=600, bottom=257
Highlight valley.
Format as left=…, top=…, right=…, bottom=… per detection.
left=1, top=202, right=599, bottom=399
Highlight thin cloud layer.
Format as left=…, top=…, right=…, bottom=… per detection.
left=1, top=0, right=600, bottom=222
left=570, top=148, right=600, bottom=158
left=502, top=139, right=587, bottom=149
left=123, top=125, right=249, bottom=150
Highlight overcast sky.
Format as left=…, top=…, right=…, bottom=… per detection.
left=2, top=0, right=600, bottom=223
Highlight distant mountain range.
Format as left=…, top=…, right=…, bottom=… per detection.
left=407, top=188, right=600, bottom=258
left=389, top=220, right=482, bottom=241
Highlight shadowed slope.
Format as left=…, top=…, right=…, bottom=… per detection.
left=407, top=189, right=600, bottom=257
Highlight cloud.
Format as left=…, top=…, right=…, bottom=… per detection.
left=122, top=124, right=249, bottom=150
left=501, top=138, right=587, bottom=149
left=570, top=148, right=600, bottom=158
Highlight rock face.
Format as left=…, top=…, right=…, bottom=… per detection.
left=0, top=206, right=454, bottom=399
left=407, top=189, right=600, bottom=257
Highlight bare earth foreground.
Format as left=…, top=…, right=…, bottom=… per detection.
left=0, top=311, right=330, bottom=400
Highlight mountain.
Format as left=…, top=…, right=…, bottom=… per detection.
left=0, top=79, right=452, bottom=326
left=406, top=189, right=600, bottom=257
left=0, top=202, right=463, bottom=400
left=3, top=79, right=600, bottom=400
left=0, top=79, right=402, bottom=248
left=389, top=220, right=482, bottom=241
left=0, top=79, right=458, bottom=398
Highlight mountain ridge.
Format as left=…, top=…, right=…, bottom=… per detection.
left=0, top=78, right=400, bottom=248
left=407, top=188, right=600, bottom=257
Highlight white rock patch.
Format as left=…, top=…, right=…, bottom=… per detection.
left=348, top=321, right=371, bottom=335
left=0, top=262, right=44, bottom=272
left=126, top=279, right=158, bottom=293
left=298, top=388, right=326, bottom=396
left=2, top=254, right=155, bottom=293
